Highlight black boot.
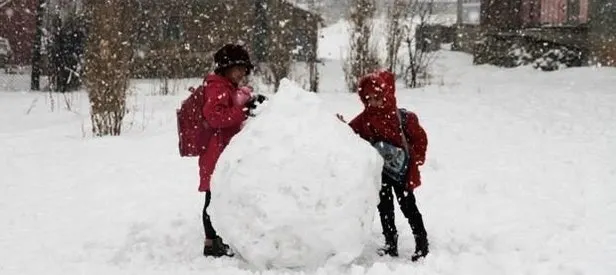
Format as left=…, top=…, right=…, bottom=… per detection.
left=203, top=236, right=234, bottom=257
left=411, top=234, right=428, bottom=261
left=377, top=234, right=399, bottom=257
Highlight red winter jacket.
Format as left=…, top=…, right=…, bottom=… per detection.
left=198, top=74, right=248, bottom=192
left=348, top=70, right=428, bottom=190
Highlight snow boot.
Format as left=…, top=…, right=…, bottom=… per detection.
left=411, top=234, right=429, bottom=261
left=377, top=234, right=398, bottom=257
left=203, top=236, right=234, bottom=257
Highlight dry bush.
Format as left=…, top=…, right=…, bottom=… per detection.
left=344, top=0, right=380, bottom=93
left=265, top=2, right=294, bottom=91
left=83, top=0, right=134, bottom=136
left=385, top=0, right=410, bottom=74
left=403, top=0, right=438, bottom=88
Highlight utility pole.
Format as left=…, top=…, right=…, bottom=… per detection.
left=31, top=0, right=45, bottom=91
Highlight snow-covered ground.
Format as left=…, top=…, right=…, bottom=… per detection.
left=2, top=16, right=616, bottom=274
left=2, top=50, right=615, bottom=275
left=318, top=15, right=456, bottom=61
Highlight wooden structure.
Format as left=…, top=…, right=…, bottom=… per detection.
left=129, top=0, right=322, bottom=78
left=457, top=0, right=481, bottom=25
left=0, top=0, right=322, bottom=78
left=480, top=0, right=590, bottom=29
left=587, top=0, right=616, bottom=65
left=468, top=0, right=616, bottom=66
left=0, top=0, right=37, bottom=66
left=452, top=0, right=481, bottom=52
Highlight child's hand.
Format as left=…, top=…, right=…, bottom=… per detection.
left=244, top=94, right=268, bottom=117
left=409, top=181, right=421, bottom=190
left=239, top=86, right=254, bottom=94
left=336, top=113, right=346, bottom=123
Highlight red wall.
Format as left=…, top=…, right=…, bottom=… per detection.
left=540, top=0, right=566, bottom=25
left=579, top=0, right=589, bottom=23
left=538, top=0, right=588, bottom=25
left=0, top=0, right=37, bottom=65
left=521, top=0, right=541, bottom=27
left=518, top=0, right=589, bottom=26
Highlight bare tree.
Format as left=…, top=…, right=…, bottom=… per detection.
left=0, top=0, right=13, bottom=9
left=344, top=0, right=380, bottom=92
left=157, top=46, right=183, bottom=95
left=267, top=29, right=292, bottom=91
left=403, top=0, right=437, bottom=88
left=265, top=3, right=294, bottom=91
left=385, top=0, right=409, bottom=74
left=84, top=0, right=134, bottom=136
left=307, top=0, right=321, bottom=93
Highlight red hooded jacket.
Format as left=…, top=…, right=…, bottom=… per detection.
left=348, top=71, right=428, bottom=190
left=198, top=74, right=248, bottom=192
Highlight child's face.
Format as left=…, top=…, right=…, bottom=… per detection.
left=225, top=66, right=248, bottom=85
left=365, top=93, right=385, bottom=108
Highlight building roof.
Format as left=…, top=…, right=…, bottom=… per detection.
left=282, top=0, right=323, bottom=16
left=420, top=0, right=457, bottom=2
left=283, top=0, right=310, bottom=11
left=281, top=0, right=324, bottom=24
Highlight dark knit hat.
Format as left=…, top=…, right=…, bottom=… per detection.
left=214, top=44, right=255, bottom=75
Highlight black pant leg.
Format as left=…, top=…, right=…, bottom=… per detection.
left=378, top=177, right=397, bottom=239
left=202, top=191, right=218, bottom=239
left=392, top=182, right=427, bottom=238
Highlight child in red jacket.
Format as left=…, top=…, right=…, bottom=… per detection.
left=199, top=44, right=265, bottom=257
left=339, top=70, right=429, bottom=261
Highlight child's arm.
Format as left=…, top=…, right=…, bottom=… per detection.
left=337, top=113, right=367, bottom=140
left=348, top=115, right=363, bottom=135
left=203, top=84, right=247, bottom=129
left=406, top=112, right=428, bottom=165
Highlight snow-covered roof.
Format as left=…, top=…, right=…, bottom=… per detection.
left=283, top=0, right=314, bottom=14
left=281, top=0, right=324, bottom=23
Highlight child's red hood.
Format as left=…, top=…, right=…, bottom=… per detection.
left=357, top=70, right=397, bottom=112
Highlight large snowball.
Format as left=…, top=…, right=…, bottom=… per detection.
left=210, top=79, right=383, bottom=269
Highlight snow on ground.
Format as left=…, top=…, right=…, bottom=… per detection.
left=318, top=14, right=456, bottom=61
left=1, top=50, right=615, bottom=274
left=2, top=15, right=616, bottom=273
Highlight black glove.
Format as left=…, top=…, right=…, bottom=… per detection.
left=244, top=94, right=268, bottom=116
left=246, top=94, right=267, bottom=109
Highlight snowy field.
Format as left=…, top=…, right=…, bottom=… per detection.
left=2, top=15, right=616, bottom=274
left=2, top=50, right=615, bottom=275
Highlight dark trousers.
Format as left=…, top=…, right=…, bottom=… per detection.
left=203, top=191, right=218, bottom=239
left=378, top=174, right=427, bottom=239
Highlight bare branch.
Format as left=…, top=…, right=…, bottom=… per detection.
left=344, top=0, right=380, bottom=92
left=401, top=0, right=437, bottom=88
left=0, top=0, right=12, bottom=9
left=385, top=0, right=410, bottom=73
left=84, top=0, right=134, bottom=136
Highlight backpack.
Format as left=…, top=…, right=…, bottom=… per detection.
left=177, top=85, right=212, bottom=157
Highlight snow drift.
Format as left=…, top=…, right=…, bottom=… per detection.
left=209, top=79, right=383, bottom=269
